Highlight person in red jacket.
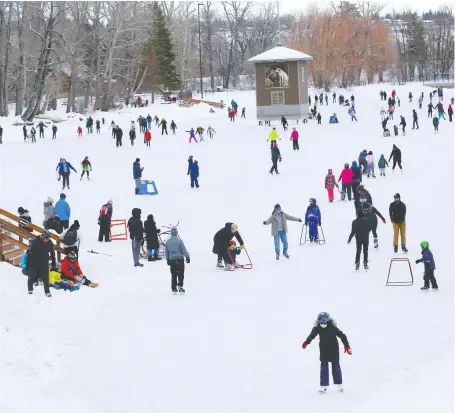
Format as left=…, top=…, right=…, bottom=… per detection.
left=77, top=126, right=83, bottom=137
left=144, top=130, right=151, bottom=147
left=324, top=169, right=339, bottom=202
left=338, top=163, right=354, bottom=201
left=61, top=251, right=98, bottom=288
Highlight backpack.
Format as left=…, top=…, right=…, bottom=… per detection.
left=62, top=229, right=77, bottom=245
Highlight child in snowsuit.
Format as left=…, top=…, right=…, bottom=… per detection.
left=49, top=267, right=80, bottom=292
left=378, top=154, right=389, bottom=176
left=61, top=252, right=98, bottom=288
left=305, top=199, right=321, bottom=243
left=196, top=127, right=204, bottom=141
left=77, top=126, right=83, bottom=137
left=144, top=214, right=161, bottom=261
left=228, top=240, right=241, bottom=265
left=366, top=151, right=375, bottom=178
left=80, top=156, right=92, bottom=180
left=170, top=121, right=177, bottom=135
left=324, top=169, right=339, bottom=202
left=52, top=125, right=57, bottom=139
left=301, top=312, right=351, bottom=393
left=415, top=241, right=438, bottom=290
left=399, top=116, right=406, bottom=135
left=30, top=127, right=36, bottom=142
left=189, top=160, right=199, bottom=188
left=393, top=125, right=398, bottom=136
left=187, top=128, right=198, bottom=143
left=144, top=130, right=151, bottom=147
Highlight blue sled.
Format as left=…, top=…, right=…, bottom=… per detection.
left=139, top=180, right=159, bottom=195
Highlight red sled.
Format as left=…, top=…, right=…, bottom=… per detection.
left=225, top=248, right=253, bottom=270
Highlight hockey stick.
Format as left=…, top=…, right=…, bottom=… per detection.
left=87, top=249, right=112, bottom=257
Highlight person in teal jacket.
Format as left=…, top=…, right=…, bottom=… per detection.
left=54, top=193, right=71, bottom=229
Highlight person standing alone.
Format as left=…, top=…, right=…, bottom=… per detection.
left=133, top=158, right=143, bottom=195
left=165, top=227, right=190, bottom=294
left=290, top=127, right=299, bottom=150
left=389, top=193, right=407, bottom=253
left=269, top=143, right=281, bottom=175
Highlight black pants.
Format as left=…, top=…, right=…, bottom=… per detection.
left=81, top=170, right=90, bottom=179
left=352, top=182, right=360, bottom=199
left=31, top=134, right=36, bottom=142
left=428, top=111, right=432, bottom=118
left=292, top=140, right=299, bottom=150
left=28, top=267, right=50, bottom=294
left=52, top=132, right=56, bottom=139
left=99, top=222, right=110, bottom=242
left=318, top=119, right=321, bottom=124
left=170, top=259, right=185, bottom=290
left=392, top=159, right=402, bottom=170
left=64, top=245, right=79, bottom=259
left=369, top=222, right=378, bottom=239
left=161, top=127, right=168, bottom=135
left=355, top=239, right=369, bottom=263
left=402, top=125, right=406, bottom=134
left=449, top=114, right=452, bottom=122
left=341, top=183, right=352, bottom=200
left=270, top=141, right=276, bottom=149
left=97, top=127, right=100, bottom=133
left=216, top=249, right=231, bottom=265
left=423, top=270, right=438, bottom=288
left=434, top=125, right=438, bottom=132
left=39, top=130, right=44, bottom=138
left=62, top=173, right=70, bottom=188
left=145, top=140, right=150, bottom=147
left=412, top=120, right=419, bottom=129
left=270, top=159, right=279, bottom=174
left=116, top=138, right=122, bottom=147
left=61, top=220, right=69, bottom=230
left=351, top=116, right=358, bottom=121
left=171, top=128, right=176, bottom=135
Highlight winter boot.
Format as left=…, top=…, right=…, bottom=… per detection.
left=135, top=188, right=139, bottom=195
left=374, top=238, right=378, bottom=249
left=364, top=261, right=369, bottom=270
left=28, top=291, right=33, bottom=295
left=355, top=262, right=360, bottom=271
left=283, top=252, right=289, bottom=258
left=394, top=245, right=398, bottom=253
left=154, top=255, right=162, bottom=261
left=276, top=253, right=280, bottom=260
left=172, top=288, right=178, bottom=295
left=225, top=264, right=234, bottom=271
left=148, top=255, right=154, bottom=262
left=45, top=293, right=52, bottom=298
left=178, top=286, right=186, bottom=294
left=401, top=245, right=408, bottom=253
left=134, top=263, right=144, bottom=267
left=420, top=286, right=429, bottom=291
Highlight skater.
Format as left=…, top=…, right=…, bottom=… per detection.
left=60, top=220, right=80, bottom=257
left=154, top=115, right=159, bottom=126
left=399, top=115, right=406, bottom=135
left=228, top=240, right=242, bottom=266
left=388, top=145, right=402, bottom=171
left=305, top=198, right=321, bottom=243
left=189, top=160, right=199, bottom=188
left=393, top=125, right=398, bottom=136
left=317, top=112, right=322, bottom=124
left=338, top=163, right=354, bottom=201
left=187, top=128, right=198, bottom=143
left=27, top=230, right=56, bottom=297
left=436, top=102, right=446, bottom=120
left=96, top=120, right=100, bottom=133
left=52, top=124, right=57, bottom=139
left=144, top=129, right=151, bottom=147
left=448, top=104, right=453, bottom=122
left=351, top=161, right=362, bottom=197
left=165, top=227, right=190, bottom=294
left=129, top=127, right=136, bottom=145
left=86, top=116, right=94, bottom=133
left=207, top=125, right=216, bottom=139
left=159, top=118, right=168, bottom=135
left=378, top=154, right=389, bottom=176
left=231, top=98, right=238, bottom=113
left=358, top=150, right=368, bottom=175
left=381, top=117, right=389, bottom=133
left=324, top=169, right=339, bottom=202
left=301, top=312, right=351, bottom=393
left=144, top=214, right=161, bottom=261
left=23, top=125, right=27, bottom=141
left=196, top=126, right=204, bottom=141
left=412, top=110, right=419, bottom=130
left=43, top=197, right=57, bottom=230
left=397, top=97, right=400, bottom=107
left=427, top=102, right=434, bottom=118
left=241, top=107, right=246, bottom=118
left=146, top=114, right=152, bottom=130
left=80, top=156, right=92, bottom=180
left=18, top=207, right=33, bottom=232
left=365, top=151, right=375, bottom=178
left=325, top=94, right=328, bottom=105
left=77, top=126, right=83, bottom=137
left=347, top=209, right=370, bottom=270
left=213, top=223, right=245, bottom=270
left=133, top=158, right=143, bottom=195
left=408, top=92, right=413, bottom=103
left=114, top=126, right=123, bottom=147
left=348, top=106, right=357, bottom=121
left=350, top=94, right=355, bottom=104
left=267, top=127, right=280, bottom=149
left=230, top=108, right=236, bottom=121
left=389, top=193, right=407, bottom=253
left=187, top=155, right=194, bottom=175
left=319, top=93, right=323, bottom=105
left=98, top=201, right=112, bottom=242
left=269, top=143, right=281, bottom=175
left=290, top=127, right=299, bottom=150
left=109, top=120, right=116, bottom=137
left=415, top=241, right=438, bottom=290
left=363, top=203, right=386, bottom=250
left=127, top=208, right=144, bottom=267
left=332, top=92, right=336, bottom=103
left=380, top=107, right=386, bottom=120
left=54, top=193, right=71, bottom=229
left=388, top=105, right=394, bottom=120
left=170, top=120, right=177, bottom=135
left=263, top=204, right=302, bottom=260
left=38, top=121, right=47, bottom=138
left=281, top=115, right=288, bottom=131
left=354, top=184, right=372, bottom=213
left=58, top=159, right=77, bottom=190
left=30, top=126, right=36, bottom=142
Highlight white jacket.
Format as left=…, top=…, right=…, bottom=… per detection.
left=366, top=154, right=375, bottom=164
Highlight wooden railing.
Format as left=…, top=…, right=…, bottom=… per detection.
left=0, top=208, right=63, bottom=267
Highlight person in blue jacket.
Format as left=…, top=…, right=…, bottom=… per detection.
left=54, top=193, right=71, bottom=229
left=58, top=159, right=77, bottom=190
left=189, top=160, right=199, bottom=188
left=415, top=241, right=438, bottom=290
left=305, top=198, right=321, bottom=243
left=358, top=150, right=368, bottom=174
left=133, top=158, right=144, bottom=195
left=351, top=161, right=362, bottom=197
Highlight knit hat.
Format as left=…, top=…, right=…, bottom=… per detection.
left=18, top=207, right=25, bottom=214
left=60, top=193, right=66, bottom=199
left=171, top=227, right=178, bottom=236
left=352, top=161, right=357, bottom=167
left=136, top=158, right=140, bottom=162
left=274, top=204, right=281, bottom=211
left=72, top=220, right=80, bottom=229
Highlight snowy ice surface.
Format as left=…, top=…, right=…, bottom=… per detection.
left=0, top=85, right=453, bottom=413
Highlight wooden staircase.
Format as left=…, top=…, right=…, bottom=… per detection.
left=0, top=208, right=63, bottom=267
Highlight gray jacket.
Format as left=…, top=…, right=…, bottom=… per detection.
left=43, top=202, right=55, bottom=220
left=264, top=212, right=300, bottom=236
left=165, top=235, right=189, bottom=260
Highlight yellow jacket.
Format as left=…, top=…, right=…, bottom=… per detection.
left=49, top=271, right=62, bottom=284
left=267, top=130, right=280, bottom=141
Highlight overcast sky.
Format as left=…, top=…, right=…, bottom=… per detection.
left=279, top=0, right=451, bottom=15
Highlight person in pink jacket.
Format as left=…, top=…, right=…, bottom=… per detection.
left=290, top=127, right=299, bottom=151
left=338, top=163, right=354, bottom=201
left=324, top=169, right=339, bottom=202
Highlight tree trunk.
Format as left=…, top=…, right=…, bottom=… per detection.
left=15, top=2, right=28, bottom=116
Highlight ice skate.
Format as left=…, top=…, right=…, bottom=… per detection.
left=394, top=246, right=398, bottom=253
left=234, top=263, right=242, bottom=268
left=355, top=262, right=360, bottom=271
left=337, top=384, right=344, bottom=392
left=420, top=286, right=429, bottom=291
left=401, top=245, right=408, bottom=253
left=216, top=261, right=224, bottom=268
left=178, top=286, right=185, bottom=295
left=432, top=286, right=439, bottom=290
left=154, top=255, right=162, bottom=261
left=134, top=263, right=144, bottom=267
left=276, top=253, right=280, bottom=260
left=45, top=293, right=52, bottom=298
left=225, top=263, right=234, bottom=271
left=28, top=291, right=33, bottom=295
left=319, top=387, right=328, bottom=394
left=148, top=256, right=154, bottom=262
left=372, top=175, right=376, bottom=178
left=374, top=238, right=378, bottom=249
left=283, top=252, right=289, bottom=258
left=172, top=288, right=178, bottom=295
left=364, top=261, right=369, bottom=270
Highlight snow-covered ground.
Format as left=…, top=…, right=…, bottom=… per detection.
left=0, top=84, right=453, bottom=413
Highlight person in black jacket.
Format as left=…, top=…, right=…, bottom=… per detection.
left=144, top=214, right=161, bottom=261
left=27, top=230, right=56, bottom=296
left=38, top=121, right=47, bottom=138
left=412, top=109, right=419, bottom=130
left=269, top=143, right=282, bottom=175
left=363, top=203, right=386, bottom=249
left=389, top=193, right=407, bottom=253
left=213, top=223, right=244, bottom=269
left=159, top=118, right=168, bottom=135
left=388, top=144, right=402, bottom=171
left=348, top=209, right=371, bottom=270
left=301, top=312, right=351, bottom=393
left=18, top=207, right=33, bottom=232
left=281, top=115, right=288, bottom=131
left=129, top=128, right=136, bottom=146
left=127, top=208, right=144, bottom=267
left=114, top=126, right=123, bottom=147
left=399, top=115, right=406, bottom=135
left=170, top=120, right=177, bottom=135
left=96, top=120, right=101, bottom=133
left=98, top=202, right=112, bottom=242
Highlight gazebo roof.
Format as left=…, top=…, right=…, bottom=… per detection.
left=248, top=45, right=313, bottom=63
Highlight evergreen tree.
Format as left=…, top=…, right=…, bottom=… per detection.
left=150, top=3, right=181, bottom=91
